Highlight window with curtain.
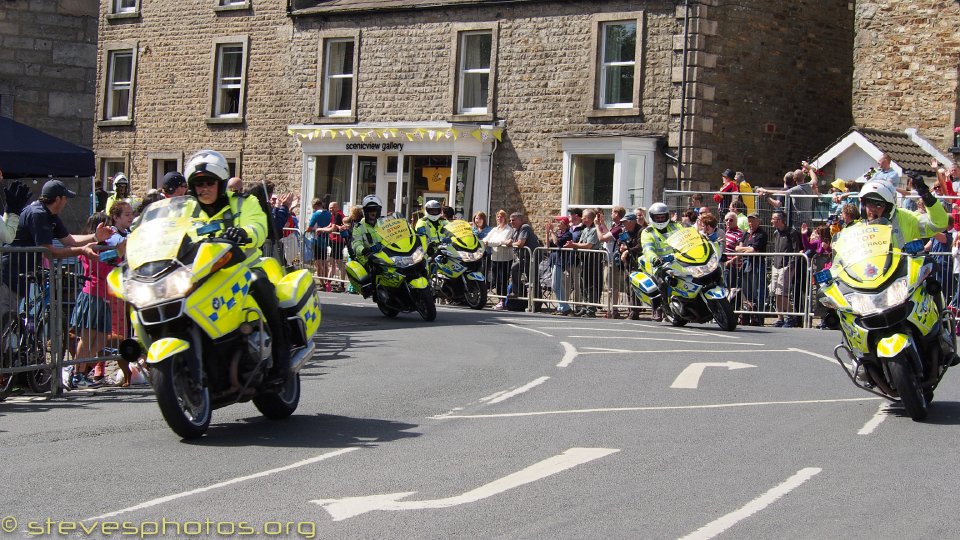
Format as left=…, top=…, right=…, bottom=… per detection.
left=214, top=44, right=244, bottom=117
left=323, top=39, right=355, bottom=117
left=569, top=154, right=615, bottom=206
left=114, top=0, right=137, bottom=13
left=599, top=21, right=636, bottom=109
left=314, top=155, right=351, bottom=206
left=106, top=50, right=133, bottom=120
left=457, top=31, right=491, bottom=114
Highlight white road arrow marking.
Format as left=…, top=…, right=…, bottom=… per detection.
left=311, top=447, right=619, bottom=521
left=670, top=361, right=756, bottom=389
left=557, top=341, right=578, bottom=367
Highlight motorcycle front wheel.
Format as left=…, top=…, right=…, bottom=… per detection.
left=463, top=278, right=487, bottom=310
left=708, top=298, right=737, bottom=332
left=254, top=372, right=300, bottom=419
left=888, top=353, right=928, bottom=421
left=151, top=354, right=212, bottom=439
left=415, top=287, right=437, bottom=322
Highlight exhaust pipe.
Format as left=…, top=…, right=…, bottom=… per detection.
left=290, top=342, right=316, bottom=373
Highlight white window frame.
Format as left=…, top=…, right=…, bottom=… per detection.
left=560, top=137, right=657, bottom=215
left=588, top=12, right=643, bottom=118
left=99, top=42, right=137, bottom=127
left=106, top=50, right=133, bottom=120
left=208, top=36, right=249, bottom=124
left=99, top=155, right=128, bottom=191
left=113, top=0, right=138, bottom=14
left=321, top=37, right=357, bottom=118
left=448, top=22, right=497, bottom=123
left=456, top=31, right=492, bottom=115
left=214, top=0, right=251, bottom=11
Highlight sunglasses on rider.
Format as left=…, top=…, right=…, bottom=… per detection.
left=194, top=178, right=218, bottom=188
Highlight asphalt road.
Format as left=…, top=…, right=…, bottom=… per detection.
left=2, top=292, right=959, bottom=539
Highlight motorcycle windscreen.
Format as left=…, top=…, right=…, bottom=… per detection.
left=444, top=219, right=481, bottom=250
left=666, top=226, right=710, bottom=264
left=832, top=222, right=898, bottom=286
left=376, top=216, right=418, bottom=252
left=126, top=196, right=204, bottom=270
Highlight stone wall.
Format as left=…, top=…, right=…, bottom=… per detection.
left=852, top=0, right=960, bottom=152
left=679, top=0, right=854, bottom=190
left=0, top=0, right=98, bottom=148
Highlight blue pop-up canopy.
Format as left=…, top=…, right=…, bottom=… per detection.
left=0, top=117, right=94, bottom=178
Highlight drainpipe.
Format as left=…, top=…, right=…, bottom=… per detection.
left=676, top=0, right=692, bottom=191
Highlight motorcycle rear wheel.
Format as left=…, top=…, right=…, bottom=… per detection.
left=152, top=354, right=212, bottom=439
left=415, top=288, right=437, bottom=322
left=254, top=372, right=301, bottom=419
left=665, top=306, right=687, bottom=327
left=464, top=279, right=487, bottom=310
left=888, top=353, right=928, bottom=421
left=709, top=298, right=737, bottom=332
left=376, top=300, right=399, bottom=318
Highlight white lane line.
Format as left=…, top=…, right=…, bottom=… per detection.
left=486, top=377, right=551, bottom=404
left=557, top=341, right=578, bottom=368
left=430, top=397, right=881, bottom=419
left=534, top=326, right=742, bottom=340
left=678, top=467, right=822, bottom=540
left=505, top=323, right=553, bottom=337
left=578, top=348, right=795, bottom=355
left=788, top=347, right=842, bottom=365
left=569, top=336, right=765, bottom=346
left=86, top=447, right=358, bottom=520
left=858, top=401, right=896, bottom=435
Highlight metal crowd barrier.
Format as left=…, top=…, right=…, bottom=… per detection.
left=0, top=247, right=134, bottom=400
left=287, top=228, right=349, bottom=292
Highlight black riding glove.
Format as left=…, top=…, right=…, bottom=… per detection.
left=222, top=227, right=250, bottom=245
left=907, top=170, right=938, bottom=207
left=652, top=257, right=665, bottom=268
left=3, top=180, right=33, bottom=214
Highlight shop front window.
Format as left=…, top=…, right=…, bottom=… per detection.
left=455, top=157, right=476, bottom=218
left=312, top=155, right=351, bottom=208
left=569, top=154, right=614, bottom=207
left=406, top=156, right=452, bottom=220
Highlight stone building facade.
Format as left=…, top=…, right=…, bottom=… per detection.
left=852, top=0, right=960, bottom=155
left=94, top=0, right=854, bottom=225
left=0, top=0, right=98, bottom=148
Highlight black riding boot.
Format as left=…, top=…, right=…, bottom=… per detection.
left=250, top=268, right=291, bottom=378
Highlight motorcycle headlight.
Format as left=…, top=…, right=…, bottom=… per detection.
left=391, top=246, right=425, bottom=267
left=124, top=266, right=195, bottom=308
left=456, top=249, right=484, bottom=262
left=683, top=251, right=720, bottom=278
left=845, top=277, right=910, bottom=316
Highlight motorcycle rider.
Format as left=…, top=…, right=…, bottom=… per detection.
left=415, top=199, right=448, bottom=254
left=182, top=150, right=291, bottom=379
left=640, top=202, right=683, bottom=321
left=856, top=171, right=957, bottom=366
left=105, top=173, right=141, bottom=214
left=350, top=195, right=391, bottom=298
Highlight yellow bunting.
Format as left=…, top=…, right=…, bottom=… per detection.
left=471, top=129, right=483, bottom=141
left=492, top=128, right=503, bottom=142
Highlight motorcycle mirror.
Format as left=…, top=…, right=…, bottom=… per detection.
left=197, top=223, right=221, bottom=236
left=814, top=269, right=833, bottom=285
left=662, top=254, right=675, bottom=264
left=902, top=240, right=924, bottom=255
left=442, top=236, right=453, bottom=244
left=98, top=249, right=119, bottom=263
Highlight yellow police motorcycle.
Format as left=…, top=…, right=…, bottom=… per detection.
left=629, top=227, right=736, bottom=331
left=816, top=222, right=955, bottom=421
left=346, top=216, right=436, bottom=321
left=431, top=220, right=487, bottom=310
left=107, top=197, right=321, bottom=438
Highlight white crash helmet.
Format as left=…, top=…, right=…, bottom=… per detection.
left=112, top=172, right=129, bottom=192
left=184, top=150, right=230, bottom=197
left=361, top=194, right=383, bottom=220
left=648, top=202, right=671, bottom=230
left=859, top=179, right=896, bottom=218
left=424, top=199, right=442, bottom=221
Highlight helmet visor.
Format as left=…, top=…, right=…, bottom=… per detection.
left=651, top=213, right=670, bottom=224
left=426, top=206, right=442, bottom=216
